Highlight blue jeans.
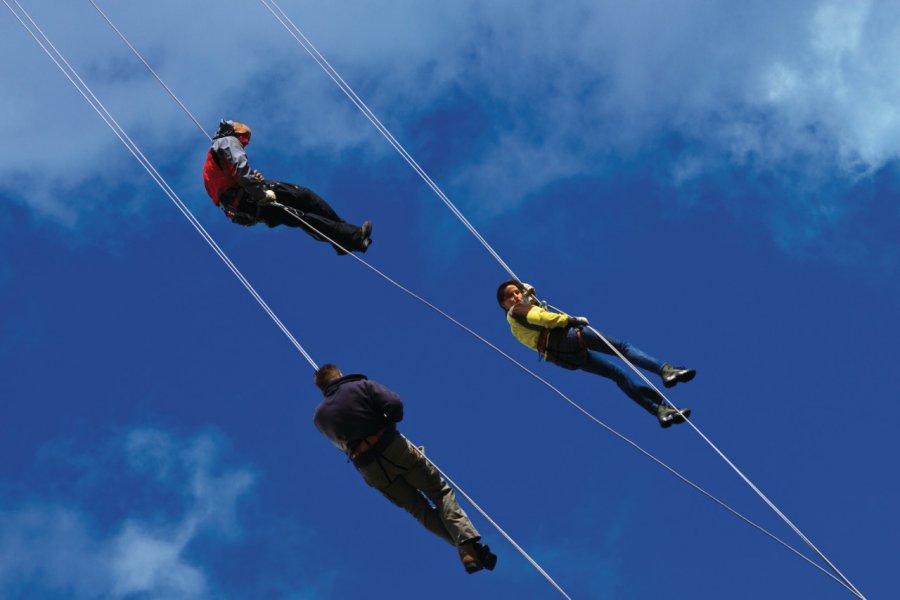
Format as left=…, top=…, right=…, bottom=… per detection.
left=547, top=327, right=665, bottom=415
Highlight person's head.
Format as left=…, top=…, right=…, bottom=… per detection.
left=496, top=279, right=524, bottom=311
left=214, top=120, right=252, bottom=146
left=314, top=363, right=343, bottom=393
left=230, top=121, right=252, bottom=146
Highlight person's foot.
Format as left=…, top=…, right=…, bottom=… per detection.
left=657, top=404, right=691, bottom=428
left=660, top=364, right=696, bottom=388
left=475, top=542, right=497, bottom=571
left=357, top=221, right=373, bottom=252
left=458, top=540, right=484, bottom=574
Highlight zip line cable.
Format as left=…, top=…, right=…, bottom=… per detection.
left=404, top=435, right=573, bottom=600
left=256, top=3, right=865, bottom=596
left=264, top=200, right=860, bottom=599
left=2, top=0, right=318, bottom=372
left=256, top=0, right=521, bottom=283
left=544, top=303, right=865, bottom=600
left=87, top=0, right=211, bottom=142
left=8, top=4, right=569, bottom=596
left=81, top=3, right=865, bottom=597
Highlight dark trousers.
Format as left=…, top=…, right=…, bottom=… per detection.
left=548, top=327, right=665, bottom=415
left=254, top=181, right=365, bottom=254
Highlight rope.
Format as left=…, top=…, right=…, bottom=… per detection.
left=4, top=0, right=318, bottom=371
left=266, top=203, right=860, bottom=598
left=256, top=3, right=865, bottom=595
left=546, top=303, right=866, bottom=600
left=404, top=436, right=573, bottom=599
left=87, top=0, right=211, bottom=142
left=71, top=5, right=568, bottom=594
left=78, top=5, right=863, bottom=597
left=256, top=0, right=521, bottom=283
left=21, top=3, right=571, bottom=595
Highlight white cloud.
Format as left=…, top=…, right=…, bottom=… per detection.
left=111, top=521, right=206, bottom=598
left=3, top=0, right=899, bottom=247
left=0, top=427, right=256, bottom=599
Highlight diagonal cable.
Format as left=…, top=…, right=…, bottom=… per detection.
left=265, top=202, right=859, bottom=599
left=79, top=3, right=863, bottom=597
left=257, top=0, right=521, bottom=283
left=14, top=2, right=573, bottom=596
left=4, top=0, right=317, bottom=371
left=544, top=301, right=865, bottom=600
left=403, top=435, right=572, bottom=599
left=256, top=3, right=866, bottom=596
left=87, top=0, right=211, bottom=141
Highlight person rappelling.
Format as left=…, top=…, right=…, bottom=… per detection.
left=312, top=364, right=498, bottom=574
left=497, top=280, right=695, bottom=428
left=202, top=120, right=373, bottom=254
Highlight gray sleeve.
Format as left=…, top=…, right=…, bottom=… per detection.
left=215, top=137, right=266, bottom=202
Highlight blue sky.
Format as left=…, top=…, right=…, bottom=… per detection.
left=1, top=1, right=897, bottom=598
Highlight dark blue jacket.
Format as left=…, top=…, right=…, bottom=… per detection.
left=313, top=374, right=404, bottom=455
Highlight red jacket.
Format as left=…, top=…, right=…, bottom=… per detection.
left=202, top=135, right=266, bottom=209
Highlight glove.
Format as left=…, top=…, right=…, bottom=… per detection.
left=521, top=282, right=541, bottom=305
left=261, top=189, right=277, bottom=204
left=569, top=316, right=590, bottom=328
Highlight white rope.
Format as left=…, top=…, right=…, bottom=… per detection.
left=4, top=0, right=318, bottom=371
left=403, top=436, right=573, bottom=599
left=256, top=0, right=522, bottom=283
left=71, top=6, right=569, bottom=594
left=87, top=0, right=211, bottom=141
left=265, top=202, right=859, bottom=598
left=255, top=3, right=865, bottom=595
left=77, top=5, right=863, bottom=596
left=545, top=303, right=866, bottom=600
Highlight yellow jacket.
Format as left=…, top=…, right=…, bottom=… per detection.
left=506, top=302, right=571, bottom=357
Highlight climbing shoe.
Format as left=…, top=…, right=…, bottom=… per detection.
left=476, top=542, right=497, bottom=571
left=458, top=540, right=484, bottom=574
left=358, top=221, right=373, bottom=252
left=660, top=364, right=696, bottom=388
left=657, top=404, right=691, bottom=428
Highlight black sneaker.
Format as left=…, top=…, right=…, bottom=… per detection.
left=476, top=543, right=497, bottom=571
left=657, top=405, right=691, bottom=428
left=660, top=364, right=696, bottom=388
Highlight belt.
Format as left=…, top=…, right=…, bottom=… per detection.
left=351, top=428, right=387, bottom=460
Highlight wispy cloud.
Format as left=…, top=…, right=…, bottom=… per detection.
left=3, top=0, right=898, bottom=255
left=0, top=427, right=256, bottom=599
